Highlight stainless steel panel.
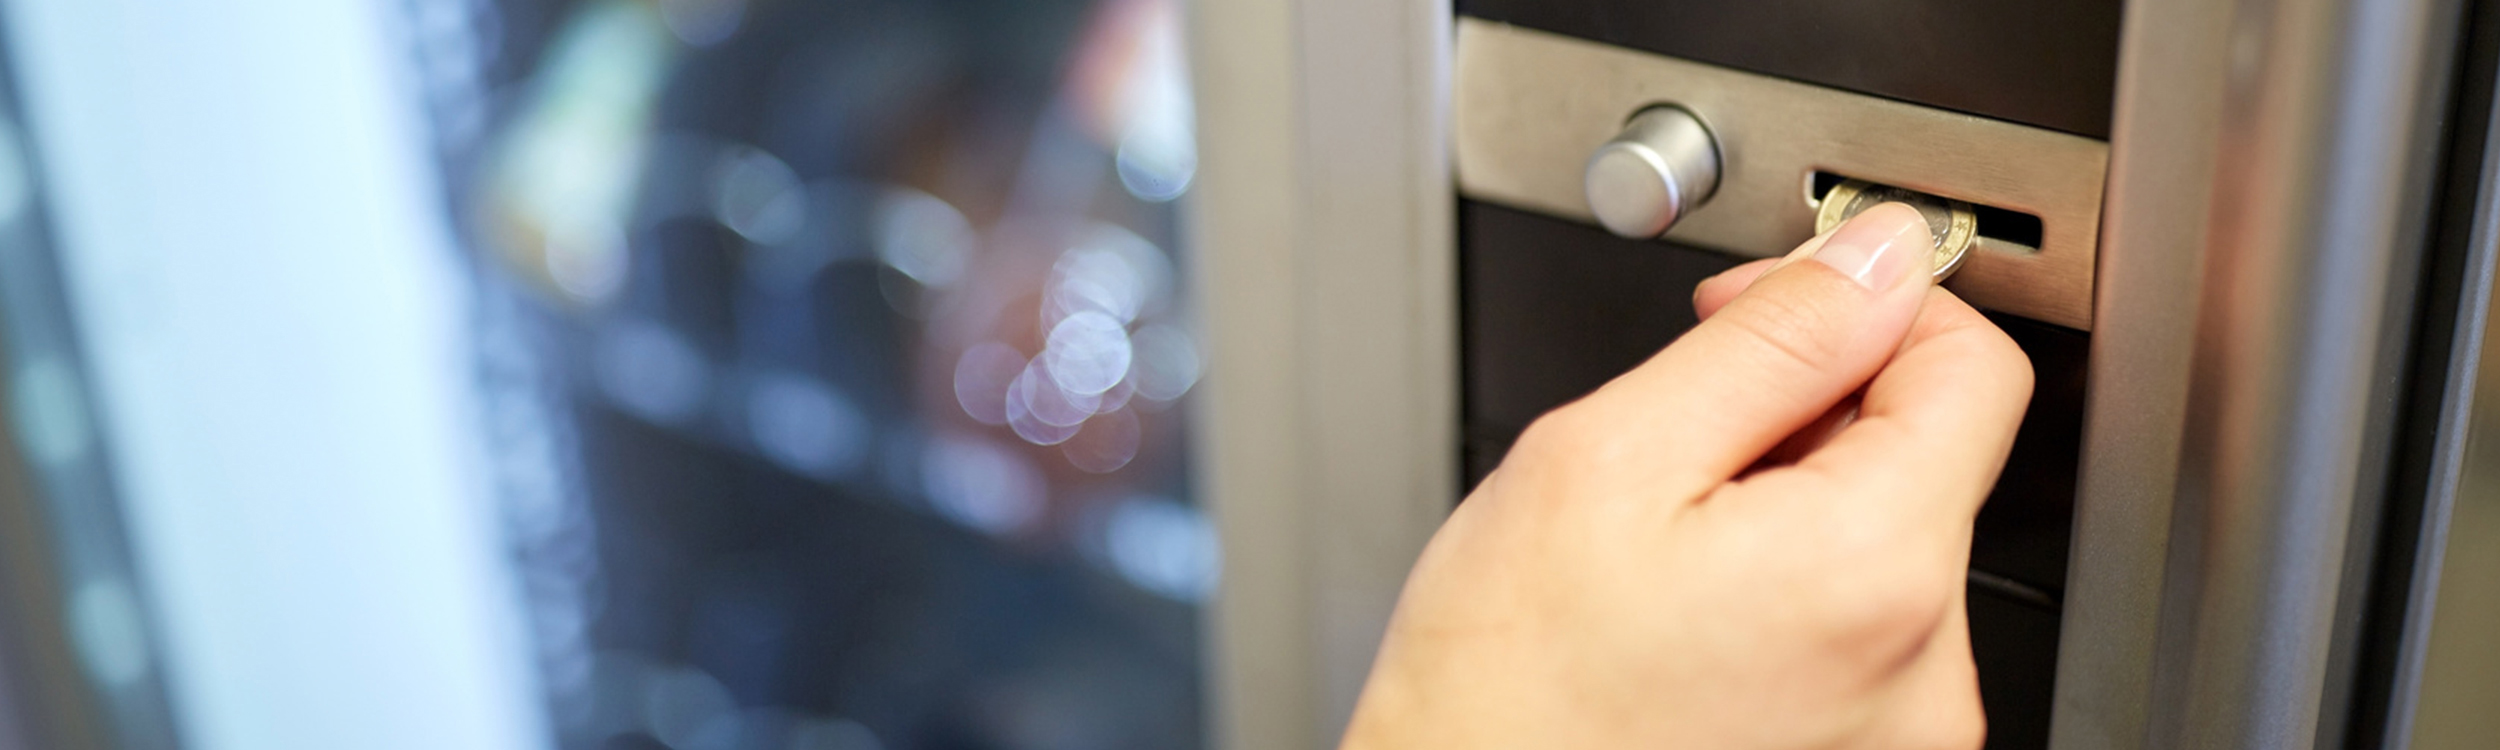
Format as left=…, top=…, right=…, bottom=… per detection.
left=2061, top=0, right=2465, bottom=747
left=2145, top=0, right=2460, bottom=738
left=2396, top=64, right=2500, bottom=748
left=1192, top=0, right=1458, bottom=747
left=1452, top=20, right=2107, bottom=330
left=2053, top=0, right=2233, bottom=744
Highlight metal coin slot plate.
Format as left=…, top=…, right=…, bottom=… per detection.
left=1454, top=20, right=2108, bottom=330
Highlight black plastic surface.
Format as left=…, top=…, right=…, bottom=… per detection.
left=1969, top=588, right=2060, bottom=750
left=1458, top=0, right=2125, bottom=139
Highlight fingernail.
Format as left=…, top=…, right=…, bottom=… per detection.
left=1810, top=202, right=1932, bottom=290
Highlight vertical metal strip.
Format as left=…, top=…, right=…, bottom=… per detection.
left=2055, top=0, right=2234, bottom=744
left=2065, top=0, right=2466, bottom=748
left=1189, top=0, right=1316, bottom=744
left=2401, top=334, right=2500, bottom=745
left=2381, top=32, right=2500, bottom=745
left=1191, top=0, right=1456, bottom=747
left=2391, top=2, right=2500, bottom=732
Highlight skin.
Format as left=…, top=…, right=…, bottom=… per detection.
left=1340, top=203, right=2035, bottom=750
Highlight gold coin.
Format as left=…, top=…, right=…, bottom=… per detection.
left=1812, top=179, right=1978, bottom=281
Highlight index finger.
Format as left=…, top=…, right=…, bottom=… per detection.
left=1782, top=289, right=2034, bottom=522
left=1693, top=258, right=1779, bottom=320
left=1521, top=205, right=1937, bottom=502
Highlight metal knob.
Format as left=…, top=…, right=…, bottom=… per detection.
left=1584, top=106, right=1721, bottom=239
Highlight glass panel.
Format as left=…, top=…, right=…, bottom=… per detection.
left=0, top=1, right=1206, bottom=748
left=439, top=1, right=1210, bottom=747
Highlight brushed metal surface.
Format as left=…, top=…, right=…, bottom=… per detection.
left=2390, top=23, right=2500, bottom=745
left=1192, top=0, right=1458, bottom=747
left=2140, top=0, right=2462, bottom=742
left=2406, top=359, right=2500, bottom=750
left=2394, top=102, right=2500, bottom=749
left=2057, top=0, right=2467, bottom=746
left=2054, top=0, right=2234, bottom=744
left=1454, top=19, right=2107, bottom=330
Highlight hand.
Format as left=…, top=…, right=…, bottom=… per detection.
left=1340, top=204, right=2034, bottom=750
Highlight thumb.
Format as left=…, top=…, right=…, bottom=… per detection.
left=1529, top=203, right=1935, bottom=499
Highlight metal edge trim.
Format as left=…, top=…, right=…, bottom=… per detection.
left=1190, top=0, right=1457, bottom=747
left=2058, top=0, right=2467, bottom=746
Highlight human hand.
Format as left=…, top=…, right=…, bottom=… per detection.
left=1339, top=204, right=2034, bottom=750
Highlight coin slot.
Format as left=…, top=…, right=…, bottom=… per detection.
left=1808, top=171, right=1849, bottom=205
left=1973, top=204, right=2044, bottom=251
left=1806, top=171, right=2043, bottom=252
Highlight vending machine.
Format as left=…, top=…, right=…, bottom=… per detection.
left=1194, top=0, right=2500, bottom=748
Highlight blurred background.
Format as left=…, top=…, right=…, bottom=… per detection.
left=0, top=0, right=1212, bottom=748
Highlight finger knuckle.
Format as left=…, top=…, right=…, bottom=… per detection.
left=1716, top=294, right=1853, bottom=376
left=1994, top=335, right=2037, bottom=402
left=1510, top=403, right=1607, bottom=470
left=1936, top=318, right=2036, bottom=402
left=1829, top=575, right=1953, bottom=651
left=1904, top=692, right=1989, bottom=750
left=1803, top=533, right=1957, bottom=650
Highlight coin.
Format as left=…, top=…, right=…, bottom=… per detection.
left=1812, top=179, right=1978, bottom=281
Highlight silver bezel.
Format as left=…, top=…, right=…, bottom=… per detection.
left=1187, top=0, right=1457, bottom=747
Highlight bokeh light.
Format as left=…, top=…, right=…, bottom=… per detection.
left=594, top=320, right=712, bottom=424
left=0, top=0, right=1214, bottom=747
left=923, top=435, right=1047, bottom=536
left=0, top=117, right=34, bottom=228
left=10, top=355, right=92, bottom=467
left=68, top=577, right=150, bottom=688
left=1102, top=498, right=1218, bottom=602
left=1064, top=407, right=1143, bottom=474
left=954, top=342, right=1029, bottom=426
left=643, top=664, right=740, bottom=750
left=745, top=371, right=869, bottom=479
left=1044, top=311, right=1135, bottom=396
left=1128, top=323, right=1202, bottom=403
left=873, top=187, right=975, bottom=290
left=1044, top=224, right=1171, bottom=327
left=659, top=0, right=747, bottom=47
left=710, top=146, right=807, bottom=247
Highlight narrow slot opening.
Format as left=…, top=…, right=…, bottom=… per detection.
left=1806, top=171, right=2045, bottom=252
left=1808, top=171, right=1848, bottom=204
left=1973, top=204, right=2044, bottom=250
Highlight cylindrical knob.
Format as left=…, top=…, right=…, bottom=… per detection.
left=1584, top=106, right=1721, bottom=239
